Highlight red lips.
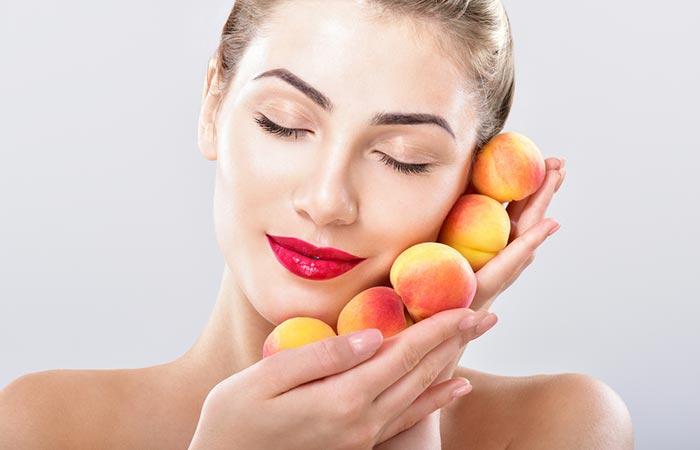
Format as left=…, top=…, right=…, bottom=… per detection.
left=266, top=234, right=364, bottom=261
left=266, top=233, right=366, bottom=280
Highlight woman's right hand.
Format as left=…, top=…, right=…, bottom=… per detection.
left=187, top=307, right=496, bottom=450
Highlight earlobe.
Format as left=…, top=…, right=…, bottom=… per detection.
left=198, top=54, right=223, bottom=161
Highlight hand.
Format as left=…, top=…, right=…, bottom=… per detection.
left=435, top=156, right=566, bottom=381
left=375, top=156, right=567, bottom=449
left=187, top=307, right=495, bottom=450
left=470, top=156, right=567, bottom=312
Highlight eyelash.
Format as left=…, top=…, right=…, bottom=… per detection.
left=254, top=113, right=310, bottom=140
left=253, top=113, right=433, bottom=175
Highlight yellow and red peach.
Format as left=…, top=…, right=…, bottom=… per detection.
left=336, top=286, right=408, bottom=338
left=437, top=193, right=511, bottom=271
left=471, top=131, right=546, bottom=203
left=390, top=242, right=477, bottom=322
left=262, top=316, right=337, bottom=358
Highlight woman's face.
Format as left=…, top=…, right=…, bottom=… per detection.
left=204, top=0, right=478, bottom=328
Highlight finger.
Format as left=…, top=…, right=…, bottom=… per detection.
left=429, top=312, right=499, bottom=387
left=376, top=377, right=473, bottom=444
left=500, top=250, right=538, bottom=293
left=253, top=328, right=384, bottom=398
left=471, top=219, right=559, bottom=310
left=554, top=165, right=567, bottom=193
left=504, top=198, right=527, bottom=232
left=510, top=167, right=562, bottom=240
left=504, top=213, right=563, bottom=291
left=373, top=313, right=497, bottom=421
left=505, top=157, right=562, bottom=226
left=348, top=308, right=490, bottom=401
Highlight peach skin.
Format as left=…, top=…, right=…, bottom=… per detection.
left=337, top=286, right=408, bottom=338
left=404, top=306, right=415, bottom=327
left=471, top=131, right=546, bottom=202
left=262, top=316, right=337, bottom=358
left=437, top=194, right=511, bottom=271
left=389, top=242, right=477, bottom=322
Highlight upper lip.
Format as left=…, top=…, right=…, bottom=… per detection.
left=266, top=234, right=365, bottom=261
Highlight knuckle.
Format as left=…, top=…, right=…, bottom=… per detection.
left=524, top=233, right=540, bottom=251
left=397, top=414, right=420, bottom=435
left=335, top=392, right=366, bottom=420
left=202, top=384, right=224, bottom=412
left=313, top=339, right=344, bottom=373
left=206, top=375, right=235, bottom=402
left=400, top=344, right=423, bottom=373
left=202, top=379, right=239, bottom=417
left=419, top=361, right=442, bottom=390
left=429, top=390, right=445, bottom=411
left=354, top=422, right=380, bottom=448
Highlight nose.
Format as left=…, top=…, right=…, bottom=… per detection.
left=292, top=146, right=359, bottom=228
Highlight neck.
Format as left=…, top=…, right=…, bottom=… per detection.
left=172, top=263, right=274, bottom=390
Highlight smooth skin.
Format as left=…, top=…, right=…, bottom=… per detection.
left=0, top=0, right=633, bottom=448
left=188, top=307, right=496, bottom=450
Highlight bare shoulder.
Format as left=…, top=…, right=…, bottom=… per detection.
left=0, top=368, right=139, bottom=449
left=440, top=367, right=634, bottom=450
left=509, top=371, right=635, bottom=450
left=440, top=366, right=547, bottom=450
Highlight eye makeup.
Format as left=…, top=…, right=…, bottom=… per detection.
left=252, top=112, right=434, bottom=176
left=253, top=113, right=311, bottom=140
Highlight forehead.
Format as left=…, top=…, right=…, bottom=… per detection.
left=235, top=0, right=477, bottom=141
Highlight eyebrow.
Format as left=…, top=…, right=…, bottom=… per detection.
left=252, top=68, right=456, bottom=140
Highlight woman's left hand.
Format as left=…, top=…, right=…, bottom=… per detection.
left=470, top=155, right=566, bottom=312
left=373, top=156, right=567, bottom=449
left=428, top=155, right=565, bottom=381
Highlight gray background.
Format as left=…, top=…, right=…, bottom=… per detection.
left=1, top=1, right=698, bottom=448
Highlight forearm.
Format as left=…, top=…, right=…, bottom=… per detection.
left=373, top=410, right=442, bottom=450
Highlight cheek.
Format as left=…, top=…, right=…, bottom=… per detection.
left=214, top=121, right=296, bottom=231
left=362, top=173, right=460, bottom=250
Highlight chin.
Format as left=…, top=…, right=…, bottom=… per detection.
left=256, top=292, right=344, bottom=329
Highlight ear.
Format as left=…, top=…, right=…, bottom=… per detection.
left=198, top=53, right=224, bottom=161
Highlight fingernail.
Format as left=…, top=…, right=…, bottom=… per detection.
left=559, top=157, right=566, bottom=168
left=547, top=221, right=561, bottom=236
left=475, top=313, right=498, bottom=336
left=451, top=378, right=472, bottom=398
left=348, top=329, right=383, bottom=357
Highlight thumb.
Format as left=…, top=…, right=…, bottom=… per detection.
left=256, top=328, right=384, bottom=397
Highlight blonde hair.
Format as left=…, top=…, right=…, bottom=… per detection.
left=214, top=0, right=514, bottom=162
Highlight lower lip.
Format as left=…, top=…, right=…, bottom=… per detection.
left=266, top=235, right=364, bottom=280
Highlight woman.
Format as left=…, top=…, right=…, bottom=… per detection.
left=0, top=0, right=633, bottom=448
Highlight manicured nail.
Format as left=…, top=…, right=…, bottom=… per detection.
left=348, top=329, right=383, bottom=356
left=547, top=221, right=561, bottom=236
left=475, top=313, right=498, bottom=336
left=451, top=378, right=472, bottom=398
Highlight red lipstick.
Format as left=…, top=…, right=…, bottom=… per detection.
left=266, top=233, right=366, bottom=280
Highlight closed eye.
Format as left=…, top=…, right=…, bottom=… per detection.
left=375, top=153, right=432, bottom=175
left=253, top=113, right=433, bottom=176
left=253, top=113, right=312, bottom=140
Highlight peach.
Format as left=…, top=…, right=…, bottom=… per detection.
left=437, top=194, right=511, bottom=271
left=404, top=306, right=415, bottom=327
left=390, top=242, right=477, bottom=322
left=337, top=286, right=407, bottom=338
left=471, top=131, right=546, bottom=202
left=262, top=316, right=336, bottom=358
